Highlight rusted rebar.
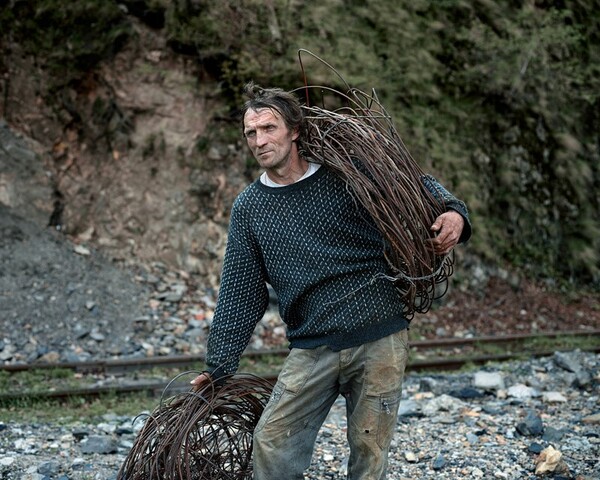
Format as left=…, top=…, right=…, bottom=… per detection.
left=118, top=373, right=273, bottom=480
left=296, top=50, right=455, bottom=319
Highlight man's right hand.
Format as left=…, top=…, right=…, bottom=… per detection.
left=190, top=372, right=212, bottom=392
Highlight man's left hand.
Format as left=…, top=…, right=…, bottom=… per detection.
left=429, top=211, right=464, bottom=255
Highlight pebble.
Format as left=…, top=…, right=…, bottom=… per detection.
left=0, top=351, right=598, bottom=479
left=516, top=410, right=544, bottom=436
left=507, top=383, right=540, bottom=399
left=473, top=371, right=505, bottom=390
left=543, top=391, right=567, bottom=403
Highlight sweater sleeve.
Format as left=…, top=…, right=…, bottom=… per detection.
left=205, top=201, right=269, bottom=380
left=422, top=174, right=472, bottom=244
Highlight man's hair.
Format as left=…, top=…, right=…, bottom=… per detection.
left=241, top=82, right=305, bottom=145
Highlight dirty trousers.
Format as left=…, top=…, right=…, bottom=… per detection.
left=252, top=329, right=409, bottom=480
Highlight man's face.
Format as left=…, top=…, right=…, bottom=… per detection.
left=243, top=108, right=299, bottom=171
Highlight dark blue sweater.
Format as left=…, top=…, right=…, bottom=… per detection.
left=206, top=166, right=470, bottom=376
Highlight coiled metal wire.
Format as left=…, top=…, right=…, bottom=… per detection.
left=296, top=50, right=455, bottom=319
left=117, top=373, right=273, bottom=479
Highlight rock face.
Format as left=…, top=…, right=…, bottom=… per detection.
left=0, top=351, right=598, bottom=479
left=0, top=20, right=252, bottom=287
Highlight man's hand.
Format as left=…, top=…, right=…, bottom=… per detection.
left=429, top=211, right=464, bottom=255
left=190, top=372, right=212, bottom=392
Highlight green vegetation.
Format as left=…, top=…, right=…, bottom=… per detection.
left=0, top=367, right=78, bottom=394
left=0, top=392, right=158, bottom=424
left=1, top=0, right=598, bottom=286
left=1, top=0, right=131, bottom=89
left=163, top=0, right=600, bottom=286
left=0, top=365, right=191, bottom=420
left=238, top=352, right=286, bottom=376
left=2, top=333, right=597, bottom=421
left=410, top=333, right=599, bottom=363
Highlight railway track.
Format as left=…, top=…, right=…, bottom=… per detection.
left=1, top=330, right=598, bottom=402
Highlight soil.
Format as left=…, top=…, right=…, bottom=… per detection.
left=418, top=277, right=600, bottom=339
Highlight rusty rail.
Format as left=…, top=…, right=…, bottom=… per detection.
left=1, top=329, right=598, bottom=375
left=1, top=330, right=598, bottom=403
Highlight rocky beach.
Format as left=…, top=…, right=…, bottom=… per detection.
left=0, top=350, right=598, bottom=479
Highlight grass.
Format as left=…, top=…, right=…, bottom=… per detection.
left=238, top=352, right=286, bottom=377
left=0, top=358, right=276, bottom=423
left=0, top=392, right=158, bottom=424
left=409, top=330, right=599, bottom=358
left=0, top=364, right=192, bottom=422
left=409, top=334, right=599, bottom=375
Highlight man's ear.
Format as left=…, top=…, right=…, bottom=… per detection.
left=291, top=127, right=300, bottom=141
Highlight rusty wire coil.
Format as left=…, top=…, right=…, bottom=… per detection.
left=117, top=373, right=273, bottom=480
left=295, top=50, right=455, bottom=318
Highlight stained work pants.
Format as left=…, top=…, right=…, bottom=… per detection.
left=253, top=329, right=409, bottom=480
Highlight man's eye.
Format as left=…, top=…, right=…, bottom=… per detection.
left=246, top=131, right=256, bottom=138
left=266, top=126, right=275, bottom=132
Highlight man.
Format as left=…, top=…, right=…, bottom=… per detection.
left=191, top=83, right=471, bottom=479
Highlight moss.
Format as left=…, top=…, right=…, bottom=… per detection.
left=178, top=0, right=598, bottom=287
left=4, top=0, right=132, bottom=89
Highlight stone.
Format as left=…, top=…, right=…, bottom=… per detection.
left=574, top=369, right=592, bottom=387
left=482, top=403, right=503, bottom=415
left=534, top=446, right=570, bottom=476
left=507, top=384, right=539, bottom=399
left=80, top=435, right=118, bottom=454
left=528, top=442, right=544, bottom=454
left=37, top=460, right=61, bottom=476
left=419, top=377, right=441, bottom=393
left=0, top=456, right=15, bottom=466
left=582, top=413, right=600, bottom=424
left=542, top=391, right=567, bottom=403
left=516, top=411, right=544, bottom=436
left=553, top=351, right=581, bottom=373
left=73, top=244, right=91, bottom=256
left=471, top=467, right=484, bottom=477
left=449, top=387, right=485, bottom=399
left=543, top=427, right=565, bottom=443
left=404, top=451, right=418, bottom=463
left=90, top=330, right=105, bottom=341
left=432, top=454, right=446, bottom=470
left=0, top=346, right=598, bottom=478
left=397, top=399, right=421, bottom=417
left=474, top=371, right=505, bottom=390
left=422, top=394, right=465, bottom=416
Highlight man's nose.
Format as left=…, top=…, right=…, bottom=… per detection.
left=255, top=130, right=268, bottom=147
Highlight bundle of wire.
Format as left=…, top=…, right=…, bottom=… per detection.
left=117, top=373, right=273, bottom=480
left=296, top=52, right=454, bottom=318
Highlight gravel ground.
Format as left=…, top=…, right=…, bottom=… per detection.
left=0, top=351, right=598, bottom=479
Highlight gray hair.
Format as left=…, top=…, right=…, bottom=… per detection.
left=241, top=82, right=306, bottom=147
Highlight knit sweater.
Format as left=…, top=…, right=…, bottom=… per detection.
left=206, top=166, right=470, bottom=377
